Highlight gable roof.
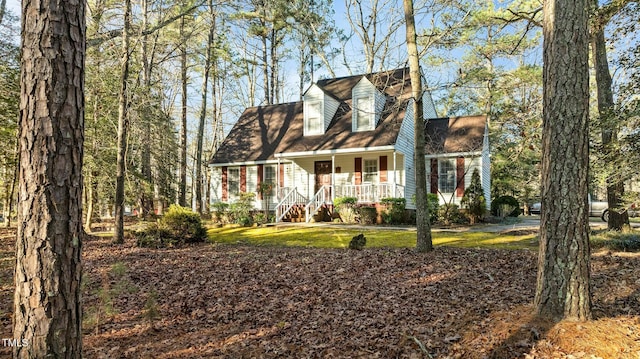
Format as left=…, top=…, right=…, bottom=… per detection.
left=211, top=68, right=414, bottom=164
left=424, top=116, right=487, bottom=155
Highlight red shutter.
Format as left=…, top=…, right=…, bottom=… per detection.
left=430, top=159, right=438, bottom=194
left=240, top=166, right=247, bottom=193
left=355, top=158, right=362, bottom=185
left=456, top=157, right=465, bottom=197
left=379, top=155, right=388, bottom=182
left=222, top=166, right=228, bottom=201
left=279, top=163, right=284, bottom=187
left=257, top=164, right=264, bottom=200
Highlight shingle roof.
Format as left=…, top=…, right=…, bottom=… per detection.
left=424, top=116, right=487, bottom=155
left=210, top=68, right=488, bottom=165
left=211, top=68, right=413, bottom=164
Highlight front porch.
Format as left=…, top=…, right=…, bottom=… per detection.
left=275, top=183, right=406, bottom=223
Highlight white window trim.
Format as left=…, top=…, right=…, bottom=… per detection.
left=304, top=100, right=323, bottom=136
left=354, top=96, right=374, bottom=132
left=362, top=158, right=379, bottom=184
left=438, top=159, right=456, bottom=194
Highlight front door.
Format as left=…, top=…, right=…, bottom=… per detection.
left=314, top=161, right=332, bottom=199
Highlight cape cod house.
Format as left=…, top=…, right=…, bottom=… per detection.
left=209, top=68, right=490, bottom=222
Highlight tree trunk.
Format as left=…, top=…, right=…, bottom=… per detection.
left=535, top=0, right=591, bottom=321
left=179, top=15, right=188, bottom=207
left=4, top=138, right=18, bottom=228
left=15, top=0, right=85, bottom=355
left=140, top=0, right=154, bottom=218
left=114, top=0, right=132, bottom=244
left=195, top=5, right=215, bottom=214
left=590, top=0, right=628, bottom=231
left=403, top=0, right=433, bottom=253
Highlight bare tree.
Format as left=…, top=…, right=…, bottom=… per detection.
left=404, top=0, right=432, bottom=252
left=114, top=0, right=132, bottom=244
left=535, top=0, right=591, bottom=321
left=345, top=0, right=404, bottom=74
left=14, top=0, right=85, bottom=355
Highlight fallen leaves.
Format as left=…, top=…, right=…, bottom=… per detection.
left=1, top=230, right=640, bottom=358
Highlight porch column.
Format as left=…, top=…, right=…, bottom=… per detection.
left=331, top=155, right=336, bottom=202
left=393, top=151, right=397, bottom=196
left=277, top=157, right=281, bottom=200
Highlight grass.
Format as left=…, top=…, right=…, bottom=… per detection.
left=207, top=225, right=539, bottom=250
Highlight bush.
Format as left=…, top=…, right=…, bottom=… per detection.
left=212, top=202, right=230, bottom=224
left=135, top=205, right=207, bottom=248
left=229, top=192, right=255, bottom=226
left=437, top=203, right=467, bottom=226
left=381, top=197, right=406, bottom=224
left=491, top=195, right=521, bottom=218
left=356, top=205, right=377, bottom=225
left=335, top=197, right=358, bottom=223
left=349, top=233, right=366, bottom=250
left=461, top=169, right=486, bottom=224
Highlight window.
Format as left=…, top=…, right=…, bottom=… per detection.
left=355, top=96, right=373, bottom=131
left=305, top=101, right=323, bottom=135
left=439, top=159, right=456, bottom=193
left=263, top=165, right=276, bottom=197
left=228, top=168, right=240, bottom=198
left=363, top=159, right=378, bottom=183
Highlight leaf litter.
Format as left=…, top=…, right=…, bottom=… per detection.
left=0, top=229, right=639, bottom=358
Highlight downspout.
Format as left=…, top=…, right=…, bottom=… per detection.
left=393, top=151, right=397, bottom=196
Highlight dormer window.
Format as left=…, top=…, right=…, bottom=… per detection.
left=354, top=96, right=374, bottom=131
left=304, top=100, right=323, bottom=135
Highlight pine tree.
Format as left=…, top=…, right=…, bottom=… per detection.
left=461, top=168, right=486, bottom=224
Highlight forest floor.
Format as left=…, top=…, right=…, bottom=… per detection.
left=1, top=227, right=640, bottom=358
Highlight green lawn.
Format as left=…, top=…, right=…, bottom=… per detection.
left=207, top=225, right=539, bottom=250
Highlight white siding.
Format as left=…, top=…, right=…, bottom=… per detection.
left=422, top=90, right=438, bottom=119
left=352, top=77, right=386, bottom=131
left=324, top=94, right=340, bottom=130
left=396, top=100, right=416, bottom=209
left=303, top=84, right=339, bottom=135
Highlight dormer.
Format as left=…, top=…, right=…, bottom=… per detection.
left=303, top=84, right=340, bottom=136
left=352, top=77, right=386, bottom=132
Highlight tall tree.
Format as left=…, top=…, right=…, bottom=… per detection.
left=534, top=0, right=591, bottom=321
left=178, top=11, right=189, bottom=207
left=404, top=0, right=433, bottom=252
left=195, top=0, right=217, bottom=214
left=113, top=0, right=132, bottom=244
left=590, top=0, right=636, bottom=230
left=15, top=0, right=85, bottom=355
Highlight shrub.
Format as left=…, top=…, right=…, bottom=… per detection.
left=461, top=169, right=486, bottom=224
left=211, top=202, right=230, bottom=224
left=229, top=192, right=255, bottom=226
left=335, top=196, right=358, bottom=223
left=135, top=205, right=207, bottom=248
left=381, top=197, right=406, bottom=224
left=349, top=233, right=366, bottom=250
left=437, top=203, right=467, bottom=226
left=491, top=195, right=521, bottom=218
left=162, top=205, right=208, bottom=243
left=356, top=205, right=377, bottom=225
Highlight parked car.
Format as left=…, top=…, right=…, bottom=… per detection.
left=529, top=202, right=541, bottom=215
left=528, top=195, right=609, bottom=220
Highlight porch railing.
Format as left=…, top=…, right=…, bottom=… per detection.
left=305, top=185, right=331, bottom=223
left=275, top=187, right=307, bottom=223
left=334, top=183, right=405, bottom=203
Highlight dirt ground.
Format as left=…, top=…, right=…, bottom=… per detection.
left=1, top=229, right=640, bottom=358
